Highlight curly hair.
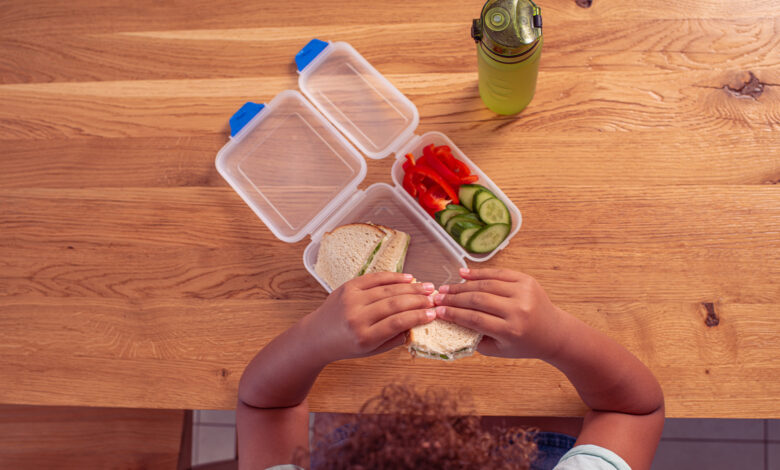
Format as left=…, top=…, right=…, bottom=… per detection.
left=296, top=384, right=537, bottom=469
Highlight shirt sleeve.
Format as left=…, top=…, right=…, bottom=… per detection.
left=553, top=444, right=632, bottom=470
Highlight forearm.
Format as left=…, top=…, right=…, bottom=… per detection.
left=545, top=308, right=664, bottom=415
left=238, top=315, right=330, bottom=409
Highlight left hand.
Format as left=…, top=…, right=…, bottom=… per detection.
left=300, top=272, right=437, bottom=363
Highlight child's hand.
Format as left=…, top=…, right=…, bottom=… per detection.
left=303, top=272, right=436, bottom=363
left=434, top=268, right=568, bottom=360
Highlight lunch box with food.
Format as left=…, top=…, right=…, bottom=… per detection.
left=215, top=39, right=522, bottom=292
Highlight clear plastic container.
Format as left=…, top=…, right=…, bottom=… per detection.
left=216, top=39, right=522, bottom=292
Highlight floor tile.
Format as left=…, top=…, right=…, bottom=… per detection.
left=768, top=443, right=780, bottom=468
left=661, top=418, right=764, bottom=441
left=194, top=424, right=236, bottom=465
left=651, top=440, right=764, bottom=470
left=768, top=419, right=780, bottom=441
left=197, top=409, right=236, bottom=425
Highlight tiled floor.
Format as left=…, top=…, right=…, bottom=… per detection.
left=191, top=413, right=780, bottom=468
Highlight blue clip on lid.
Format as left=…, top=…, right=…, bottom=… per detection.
left=295, top=39, right=329, bottom=72
left=229, top=102, right=265, bottom=137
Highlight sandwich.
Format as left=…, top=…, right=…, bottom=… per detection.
left=407, top=311, right=482, bottom=361
left=315, top=224, right=479, bottom=361
left=314, top=223, right=410, bottom=290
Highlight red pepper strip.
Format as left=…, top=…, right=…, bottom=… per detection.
left=419, top=185, right=450, bottom=217
left=459, top=174, right=479, bottom=184
left=406, top=165, right=459, bottom=204
left=425, top=152, right=462, bottom=187
left=405, top=153, right=416, bottom=166
left=422, top=144, right=436, bottom=159
left=402, top=170, right=417, bottom=198
left=436, top=148, right=472, bottom=177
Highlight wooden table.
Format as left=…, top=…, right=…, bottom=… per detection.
left=1, top=0, right=778, bottom=418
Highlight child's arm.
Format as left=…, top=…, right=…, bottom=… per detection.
left=435, top=268, right=664, bottom=470
left=237, top=272, right=436, bottom=469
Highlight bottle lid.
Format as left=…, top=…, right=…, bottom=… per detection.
left=472, top=0, right=542, bottom=59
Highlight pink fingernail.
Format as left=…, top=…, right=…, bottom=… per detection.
left=422, top=282, right=435, bottom=292
left=425, top=309, right=436, bottom=320
left=459, top=268, right=470, bottom=276
left=438, top=284, right=450, bottom=294
left=434, top=293, right=445, bottom=304
left=403, top=273, right=414, bottom=281
left=427, top=294, right=435, bottom=306
left=435, top=306, right=446, bottom=318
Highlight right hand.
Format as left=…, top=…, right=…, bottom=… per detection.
left=434, top=268, right=568, bottom=359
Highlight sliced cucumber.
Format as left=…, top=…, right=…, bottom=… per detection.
left=473, top=190, right=495, bottom=211
left=458, top=184, right=483, bottom=211
left=436, top=208, right=470, bottom=227
left=457, top=226, right=482, bottom=247
left=446, top=204, right=469, bottom=212
left=466, top=223, right=510, bottom=253
left=450, top=220, right=482, bottom=240
left=477, top=197, right=511, bottom=225
left=445, top=213, right=481, bottom=234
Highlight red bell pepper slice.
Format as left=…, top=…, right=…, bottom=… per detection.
left=402, top=170, right=417, bottom=198
left=419, top=185, right=450, bottom=216
left=425, top=152, right=462, bottom=187
left=406, top=165, right=459, bottom=204
left=459, top=174, right=479, bottom=184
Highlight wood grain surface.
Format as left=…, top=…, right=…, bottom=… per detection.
left=0, top=0, right=778, bottom=418
left=0, top=404, right=184, bottom=469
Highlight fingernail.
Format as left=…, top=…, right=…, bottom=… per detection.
left=427, top=294, right=435, bottom=306
left=459, top=267, right=470, bottom=276
left=434, top=293, right=445, bottom=304
left=438, top=284, right=450, bottom=294
left=435, top=306, right=447, bottom=318
left=422, top=282, right=435, bottom=292
left=403, top=273, right=414, bottom=281
left=425, top=309, right=436, bottom=320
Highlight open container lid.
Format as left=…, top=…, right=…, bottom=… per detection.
left=296, top=40, right=420, bottom=160
left=216, top=39, right=423, bottom=244
left=215, top=90, right=367, bottom=243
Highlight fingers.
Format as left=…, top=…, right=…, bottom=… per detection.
left=438, top=279, right=515, bottom=298
left=433, top=291, right=509, bottom=318
left=349, top=272, right=414, bottom=290
left=458, top=267, right=528, bottom=283
left=435, top=306, right=506, bottom=338
left=365, top=294, right=435, bottom=324
left=368, top=309, right=436, bottom=346
left=363, top=281, right=435, bottom=305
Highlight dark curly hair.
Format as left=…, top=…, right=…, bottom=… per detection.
left=295, top=384, right=537, bottom=469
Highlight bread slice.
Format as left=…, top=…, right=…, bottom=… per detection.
left=314, top=223, right=387, bottom=290
left=364, top=225, right=411, bottom=274
left=407, top=297, right=482, bottom=361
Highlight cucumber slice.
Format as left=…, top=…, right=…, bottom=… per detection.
left=457, top=226, right=482, bottom=247
left=445, top=213, right=482, bottom=234
left=450, top=220, right=482, bottom=240
left=458, top=184, right=483, bottom=211
left=473, top=190, right=495, bottom=211
left=477, top=197, right=511, bottom=225
left=446, top=204, right=469, bottom=212
left=466, top=224, right=510, bottom=253
left=437, top=208, right=469, bottom=227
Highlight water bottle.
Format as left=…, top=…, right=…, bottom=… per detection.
left=472, top=0, right=543, bottom=115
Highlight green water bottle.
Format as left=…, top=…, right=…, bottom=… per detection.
left=472, top=0, right=543, bottom=115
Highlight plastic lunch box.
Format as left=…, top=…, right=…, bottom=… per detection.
left=215, top=39, right=522, bottom=292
